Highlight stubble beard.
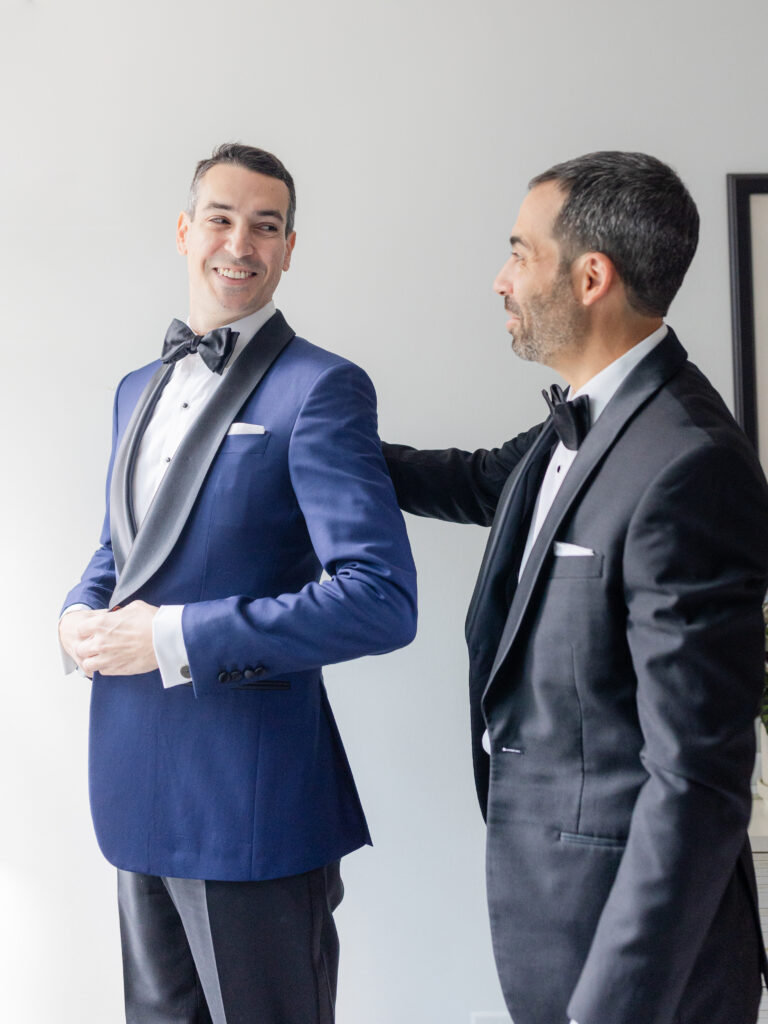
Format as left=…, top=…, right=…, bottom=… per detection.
left=508, top=271, right=587, bottom=366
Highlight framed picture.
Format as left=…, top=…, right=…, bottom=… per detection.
left=730, top=175, right=768, bottom=827
left=728, top=173, right=768, bottom=468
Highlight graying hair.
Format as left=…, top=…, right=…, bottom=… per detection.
left=530, top=151, right=699, bottom=317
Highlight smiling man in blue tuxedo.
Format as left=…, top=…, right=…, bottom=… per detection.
left=384, top=152, right=768, bottom=1024
left=59, top=143, right=417, bottom=1024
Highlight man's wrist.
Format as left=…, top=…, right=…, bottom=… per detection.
left=60, top=603, right=92, bottom=617
left=59, top=603, right=94, bottom=675
left=152, top=605, right=191, bottom=687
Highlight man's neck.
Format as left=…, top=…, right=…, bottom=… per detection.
left=188, top=301, right=275, bottom=336
left=187, top=302, right=277, bottom=339
left=553, top=315, right=664, bottom=391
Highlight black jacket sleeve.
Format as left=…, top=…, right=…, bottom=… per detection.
left=382, top=423, right=544, bottom=527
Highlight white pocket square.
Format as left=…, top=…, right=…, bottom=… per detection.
left=227, top=423, right=266, bottom=435
left=554, top=541, right=595, bottom=557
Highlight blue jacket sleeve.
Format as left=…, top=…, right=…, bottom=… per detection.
left=182, top=361, right=418, bottom=694
left=60, top=377, right=124, bottom=612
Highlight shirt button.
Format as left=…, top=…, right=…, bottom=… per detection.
left=181, top=402, right=189, bottom=409
left=164, top=456, right=171, bottom=463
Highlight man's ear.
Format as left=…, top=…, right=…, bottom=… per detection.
left=573, top=251, right=616, bottom=307
left=282, top=231, right=297, bottom=272
left=176, top=211, right=190, bottom=255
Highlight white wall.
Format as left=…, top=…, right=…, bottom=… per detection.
left=2, top=0, right=768, bottom=1020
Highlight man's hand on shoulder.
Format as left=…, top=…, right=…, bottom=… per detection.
left=59, top=601, right=159, bottom=677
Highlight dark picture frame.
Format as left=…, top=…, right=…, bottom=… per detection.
left=728, top=173, right=768, bottom=455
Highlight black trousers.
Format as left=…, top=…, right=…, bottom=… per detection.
left=117, top=863, right=343, bottom=1024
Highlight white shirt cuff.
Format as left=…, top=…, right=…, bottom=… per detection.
left=59, top=603, right=92, bottom=675
left=153, top=605, right=192, bottom=687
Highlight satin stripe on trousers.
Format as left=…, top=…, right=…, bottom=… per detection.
left=118, top=863, right=343, bottom=1024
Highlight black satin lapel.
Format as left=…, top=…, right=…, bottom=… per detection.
left=109, top=364, right=174, bottom=574
left=483, top=330, right=688, bottom=694
left=109, top=312, right=295, bottom=608
left=465, top=419, right=556, bottom=652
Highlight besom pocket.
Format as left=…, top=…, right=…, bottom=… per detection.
left=559, top=830, right=626, bottom=849
left=549, top=552, right=603, bottom=578
left=218, top=432, right=271, bottom=455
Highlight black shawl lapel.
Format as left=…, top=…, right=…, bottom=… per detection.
left=465, top=418, right=557, bottom=658
left=109, top=364, right=174, bottom=575
left=483, top=329, right=688, bottom=699
left=109, top=311, right=295, bottom=609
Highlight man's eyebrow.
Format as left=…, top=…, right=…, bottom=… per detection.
left=253, top=208, right=284, bottom=222
left=508, top=235, right=530, bottom=249
left=202, top=201, right=284, bottom=222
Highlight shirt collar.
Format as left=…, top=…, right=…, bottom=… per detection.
left=184, top=300, right=277, bottom=374
left=570, top=323, right=668, bottom=424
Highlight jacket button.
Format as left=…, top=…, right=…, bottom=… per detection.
left=229, top=670, right=243, bottom=682
left=217, top=671, right=230, bottom=684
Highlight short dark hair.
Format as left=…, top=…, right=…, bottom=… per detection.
left=188, top=143, right=296, bottom=236
left=529, top=151, right=699, bottom=317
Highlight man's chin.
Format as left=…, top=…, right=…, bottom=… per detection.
left=210, top=294, right=264, bottom=323
left=510, top=335, right=538, bottom=362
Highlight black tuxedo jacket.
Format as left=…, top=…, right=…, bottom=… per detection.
left=385, top=330, right=768, bottom=1024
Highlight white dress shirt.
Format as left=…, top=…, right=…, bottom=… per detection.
left=517, top=323, right=668, bottom=577
left=62, top=302, right=276, bottom=686
left=131, top=303, right=275, bottom=528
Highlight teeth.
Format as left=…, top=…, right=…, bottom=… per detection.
left=217, top=268, right=252, bottom=279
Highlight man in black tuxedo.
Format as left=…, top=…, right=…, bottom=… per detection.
left=384, top=152, right=768, bottom=1024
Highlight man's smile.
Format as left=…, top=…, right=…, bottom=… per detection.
left=215, top=266, right=258, bottom=280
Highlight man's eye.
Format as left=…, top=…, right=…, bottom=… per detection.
left=258, top=223, right=279, bottom=233
left=210, top=217, right=230, bottom=225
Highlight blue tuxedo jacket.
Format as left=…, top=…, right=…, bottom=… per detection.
left=64, top=312, right=417, bottom=881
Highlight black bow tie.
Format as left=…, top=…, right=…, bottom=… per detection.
left=161, top=319, right=239, bottom=375
left=542, top=384, right=591, bottom=451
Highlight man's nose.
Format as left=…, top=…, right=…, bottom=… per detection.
left=227, top=225, right=254, bottom=259
left=493, top=258, right=513, bottom=295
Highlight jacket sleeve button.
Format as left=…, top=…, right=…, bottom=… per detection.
left=229, top=670, right=243, bottom=682
left=217, top=671, right=230, bottom=684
